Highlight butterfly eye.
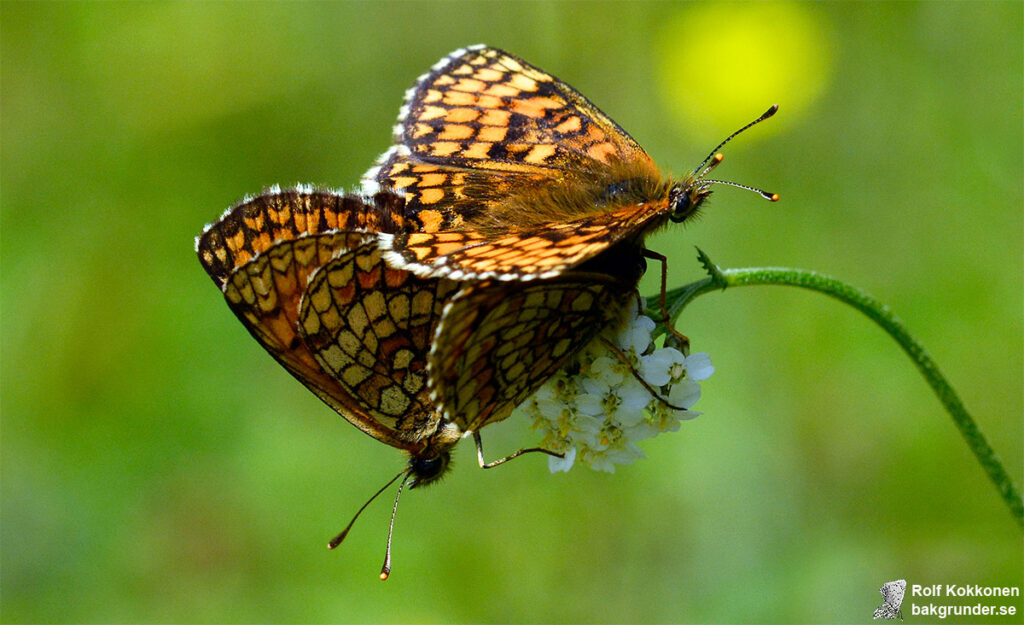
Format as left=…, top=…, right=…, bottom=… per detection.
left=668, top=185, right=694, bottom=223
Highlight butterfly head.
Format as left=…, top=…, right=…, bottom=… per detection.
left=407, top=451, right=451, bottom=488
left=668, top=177, right=714, bottom=223
left=407, top=421, right=461, bottom=488
left=669, top=105, right=781, bottom=223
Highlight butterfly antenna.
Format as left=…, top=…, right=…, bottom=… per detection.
left=379, top=472, right=411, bottom=580
left=702, top=179, right=779, bottom=202
left=693, top=104, right=779, bottom=175
left=328, top=467, right=409, bottom=550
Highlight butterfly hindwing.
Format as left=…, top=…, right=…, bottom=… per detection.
left=379, top=199, right=669, bottom=281
left=298, top=240, right=460, bottom=446
left=428, top=274, right=633, bottom=432
left=220, top=232, right=427, bottom=447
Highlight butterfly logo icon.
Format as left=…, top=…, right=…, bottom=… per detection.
left=873, top=579, right=907, bottom=621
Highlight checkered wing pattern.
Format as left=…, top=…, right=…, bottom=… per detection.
left=298, top=241, right=460, bottom=445
left=381, top=198, right=668, bottom=281
left=219, top=231, right=434, bottom=449
left=428, top=275, right=632, bottom=431
left=359, top=45, right=675, bottom=281
left=362, top=44, right=662, bottom=233
left=197, top=187, right=407, bottom=287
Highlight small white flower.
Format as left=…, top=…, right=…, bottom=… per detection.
left=615, top=313, right=656, bottom=359
left=639, top=347, right=687, bottom=386
left=525, top=302, right=713, bottom=473
left=548, top=446, right=577, bottom=472
left=667, top=378, right=702, bottom=410
left=683, top=352, right=715, bottom=381
left=573, top=392, right=605, bottom=417
left=587, top=355, right=627, bottom=387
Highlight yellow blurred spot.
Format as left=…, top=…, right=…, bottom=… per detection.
left=656, top=2, right=831, bottom=139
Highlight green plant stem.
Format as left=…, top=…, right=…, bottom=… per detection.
left=647, top=251, right=1024, bottom=529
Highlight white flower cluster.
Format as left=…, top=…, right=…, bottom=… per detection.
left=522, top=304, right=714, bottom=473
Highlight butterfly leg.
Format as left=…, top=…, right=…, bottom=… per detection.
left=641, top=249, right=689, bottom=354
left=473, top=431, right=563, bottom=469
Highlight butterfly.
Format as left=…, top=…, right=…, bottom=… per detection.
left=873, top=579, right=907, bottom=621
left=363, top=44, right=776, bottom=284
left=196, top=182, right=600, bottom=471
left=196, top=185, right=593, bottom=575
left=197, top=187, right=465, bottom=486
left=363, top=44, right=776, bottom=422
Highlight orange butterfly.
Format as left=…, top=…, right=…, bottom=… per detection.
left=196, top=186, right=580, bottom=574
left=363, top=45, right=775, bottom=282
left=197, top=187, right=475, bottom=489
left=364, top=44, right=775, bottom=429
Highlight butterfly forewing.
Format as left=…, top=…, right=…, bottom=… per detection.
left=428, top=275, right=633, bottom=431
left=298, top=241, right=460, bottom=445
left=197, top=187, right=408, bottom=287
left=361, top=45, right=674, bottom=282
left=362, top=45, right=660, bottom=231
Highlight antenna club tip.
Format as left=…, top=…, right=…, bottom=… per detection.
left=327, top=530, right=348, bottom=549
left=713, top=153, right=724, bottom=163
left=379, top=571, right=390, bottom=581
left=770, top=193, right=780, bottom=202
left=769, top=103, right=779, bottom=114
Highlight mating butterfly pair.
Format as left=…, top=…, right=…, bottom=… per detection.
left=197, top=44, right=775, bottom=575
left=196, top=184, right=620, bottom=480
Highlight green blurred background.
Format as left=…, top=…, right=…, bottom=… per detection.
left=3, top=2, right=1021, bottom=623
